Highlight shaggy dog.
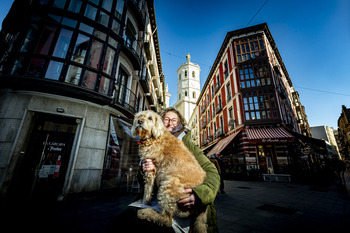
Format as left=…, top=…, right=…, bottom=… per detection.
left=131, top=110, right=207, bottom=233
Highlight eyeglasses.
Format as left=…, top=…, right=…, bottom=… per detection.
left=163, top=117, right=178, bottom=125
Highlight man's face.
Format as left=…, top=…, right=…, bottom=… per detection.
left=163, top=111, right=179, bottom=132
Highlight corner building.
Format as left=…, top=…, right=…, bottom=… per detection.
left=0, top=0, right=164, bottom=201
left=198, top=23, right=302, bottom=178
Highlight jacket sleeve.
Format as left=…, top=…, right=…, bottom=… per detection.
left=182, top=132, right=220, bottom=205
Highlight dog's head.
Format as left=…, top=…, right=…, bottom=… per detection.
left=131, top=110, right=166, bottom=140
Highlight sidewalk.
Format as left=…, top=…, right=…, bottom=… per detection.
left=3, top=171, right=350, bottom=233
left=216, top=173, right=350, bottom=233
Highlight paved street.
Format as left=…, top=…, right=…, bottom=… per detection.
left=2, top=171, right=350, bottom=233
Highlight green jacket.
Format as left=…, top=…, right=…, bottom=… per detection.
left=182, top=132, right=220, bottom=233
left=137, top=131, right=220, bottom=233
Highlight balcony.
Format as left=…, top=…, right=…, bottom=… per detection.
left=144, top=32, right=152, bottom=60
left=140, top=72, right=150, bottom=93
left=114, top=84, right=137, bottom=114
left=215, top=83, right=220, bottom=93
left=121, top=36, right=142, bottom=70
left=128, top=0, right=146, bottom=29
left=228, top=119, right=236, bottom=126
left=216, top=103, right=223, bottom=114
left=201, top=121, right=206, bottom=129
left=215, top=127, right=224, bottom=139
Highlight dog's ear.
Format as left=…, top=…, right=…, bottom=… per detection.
left=151, top=113, right=165, bottom=138
left=131, top=112, right=140, bottom=136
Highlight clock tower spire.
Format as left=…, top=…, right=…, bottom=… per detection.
left=174, top=53, right=201, bottom=123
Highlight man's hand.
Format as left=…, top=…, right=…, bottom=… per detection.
left=142, top=159, right=155, bottom=172
left=177, top=189, right=197, bottom=211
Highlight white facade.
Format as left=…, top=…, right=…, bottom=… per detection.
left=174, top=53, right=201, bottom=124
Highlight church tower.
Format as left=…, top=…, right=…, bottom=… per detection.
left=174, top=53, right=201, bottom=124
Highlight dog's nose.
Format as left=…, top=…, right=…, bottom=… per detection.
left=138, top=119, right=143, bottom=124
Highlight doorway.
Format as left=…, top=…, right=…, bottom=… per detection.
left=257, top=144, right=275, bottom=174
left=9, top=112, right=77, bottom=201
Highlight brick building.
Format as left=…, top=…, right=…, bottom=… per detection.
left=197, top=23, right=306, bottom=177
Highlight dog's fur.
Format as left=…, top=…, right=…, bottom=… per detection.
left=131, top=110, right=207, bottom=232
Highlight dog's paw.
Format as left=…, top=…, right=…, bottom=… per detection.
left=137, top=208, right=153, bottom=221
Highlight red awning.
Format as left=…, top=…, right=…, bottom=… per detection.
left=207, top=130, right=241, bottom=156
left=245, top=127, right=294, bottom=143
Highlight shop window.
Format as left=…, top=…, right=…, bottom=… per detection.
left=102, top=116, right=139, bottom=189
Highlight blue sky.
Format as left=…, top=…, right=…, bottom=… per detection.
left=1, top=0, right=349, bottom=129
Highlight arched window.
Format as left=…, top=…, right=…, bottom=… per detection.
left=193, top=91, right=196, bottom=98
left=179, top=74, right=181, bottom=80
left=192, top=71, right=195, bottom=78
left=179, top=93, right=181, bottom=99
left=185, top=91, right=188, bottom=97
left=185, top=71, right=187, bottom=77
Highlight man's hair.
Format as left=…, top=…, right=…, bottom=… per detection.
left=158, top=107, right=187, bottom=126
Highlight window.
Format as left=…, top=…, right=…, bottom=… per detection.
left=68, top=0, right=82, bottom=13
left=52, top=29, right=73, bottom=58
left=28, top=58, right=46, bottom=78
left=85, top=4, right=98, bottom=21
left=185, top=71, right=187, bottom=77
left=71, top=33, right=89, bottom=64
left=45, top=61, right=63, bottom=80
left=82, top=70, right=97, bottom=90
left=239, top=62, right=270, bottom=89
left=65, top=65, right=82, bottom=85
left=224, top=60, right=229, bottom=79
left=193, top=91, right=196, bottom=98
left=103, top=46, right=115, bottom=74
left=234, top=35, right=266, bottom=63
left=115, top=0, right=125, bottom=19
left=99, top=76, right=111, bottom=94
left=87, top=39, right=103, bottom=69
left=185, top=91, right=188, bottom=97
left=243, top=92, right=277, bottom=121
left=179, top=74, right=181, bottom=80
left=226, top=82, right=232, bottom=102
left=102, top=0, right=113, bottom=11
left=36, top=26, right=56, bottom=55
left=192, top=71, right=195, bottom=78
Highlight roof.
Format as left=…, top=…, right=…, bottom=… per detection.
left=197, top=23, right=292, bottom=105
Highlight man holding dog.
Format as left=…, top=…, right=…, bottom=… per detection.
left=106, top=107, right=220, bottom=233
